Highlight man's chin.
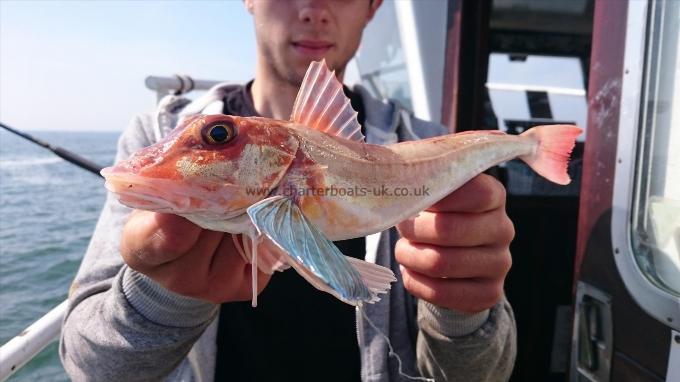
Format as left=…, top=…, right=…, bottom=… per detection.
left=291, top=56, right=345, bottom=80
left=283, top=59, right=321, bottom=85
left=274, top=52, right=345, bottom=86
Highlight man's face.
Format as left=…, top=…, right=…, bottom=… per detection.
left=246, top=0, right=380, bottom=86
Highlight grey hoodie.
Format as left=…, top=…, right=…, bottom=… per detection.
left=59, top=84, right=516, bottom=382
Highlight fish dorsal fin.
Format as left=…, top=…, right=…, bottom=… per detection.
left=290, top=59, right=365, bottom=142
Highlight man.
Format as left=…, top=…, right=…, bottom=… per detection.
left=60, top=1, right=516, bottom=381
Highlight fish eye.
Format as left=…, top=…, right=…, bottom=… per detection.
left=202, top=122, right=237, bottom=145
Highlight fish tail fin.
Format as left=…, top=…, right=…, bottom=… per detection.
left=519, top=125, right=582, bottom=185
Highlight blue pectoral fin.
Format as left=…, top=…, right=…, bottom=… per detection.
left=246, top=196, right=375, bottom=305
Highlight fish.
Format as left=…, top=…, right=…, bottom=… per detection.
left=101, top=60, right=582, bottom=307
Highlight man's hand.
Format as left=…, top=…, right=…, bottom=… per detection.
left=396, top=174, right=514, bottom=313
left=121, top=211, right=271, bottom=304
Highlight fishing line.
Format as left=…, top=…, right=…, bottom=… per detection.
left=359, top=306, right=435, bottom=382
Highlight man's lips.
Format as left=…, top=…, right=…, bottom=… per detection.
left=292, top=40, right=334, bottom=55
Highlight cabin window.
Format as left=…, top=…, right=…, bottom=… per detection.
left=631, top=0, right=680, bottom=297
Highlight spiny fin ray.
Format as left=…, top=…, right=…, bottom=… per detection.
left=290, top=59, right=365, bottom=142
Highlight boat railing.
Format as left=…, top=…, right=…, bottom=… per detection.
left=145, top=74, right=223, bottom=102
left=0, top=74, right=221, bottom=382
left=0, top=301, right=68, bottom=380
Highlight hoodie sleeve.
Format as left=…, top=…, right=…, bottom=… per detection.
left=59, top=113, right=218, bottom=381
left=416, top=299, right=517, bottom=382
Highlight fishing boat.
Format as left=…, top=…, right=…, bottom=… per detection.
left=1, top=0, right=678, bottom=381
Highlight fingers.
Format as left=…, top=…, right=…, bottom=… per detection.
left=146, top=229, right=224, bottom=295
left=400, top=266, right=505, bottom=313
left=426, top=174, right=505, bottom=213
left=144, top=232, right=273, bottom=303
left=204, top=236, right=272, bottom=303
left=395, top=239, right=512, bottom=279
left=121, top=210, right=203, bottom=270
left=397, top=207, right=515, bottom=247
left=395, top=175, right=513, bottom=312
left=120, top=211, right=274, bottom=304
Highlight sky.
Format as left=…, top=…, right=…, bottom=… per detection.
left=0, top=0, right=588, bottom=134
left=0, top=0, right=257, bottom=132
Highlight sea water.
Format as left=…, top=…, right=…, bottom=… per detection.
left=0, top=130, right=119, bottom=381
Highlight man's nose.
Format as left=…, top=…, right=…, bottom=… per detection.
left=299, top=5, right=330, bottom=25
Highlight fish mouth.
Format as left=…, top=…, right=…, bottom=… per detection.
left=101, top=167, right=192, bottom=212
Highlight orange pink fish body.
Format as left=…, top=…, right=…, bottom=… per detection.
left=102, top=60, right=581, bottom=306
left=274, top=124, right=579, bottom=241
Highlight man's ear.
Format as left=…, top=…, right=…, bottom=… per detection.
left=243, top=0, right=254, bottom=14
left=367, top=0, right=383, bottom=22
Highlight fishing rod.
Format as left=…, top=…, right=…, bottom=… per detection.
left=0, top=122, right=104, bottom=177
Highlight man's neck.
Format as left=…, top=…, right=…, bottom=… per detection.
left=250, top=60, right=345, bottom=121
left=250, top=67, right=297, bottom=120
